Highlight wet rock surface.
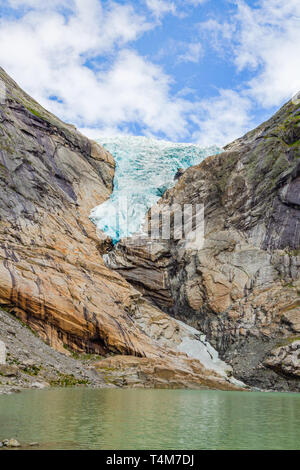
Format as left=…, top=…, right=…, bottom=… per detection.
left=94, top=355, right=244, bottom=391
left=0, top=68, right=245, bottom=391
left=0, top=439, right=21, bottom=448
left=0, top=67, right=166, bottom=359
left=108, top=98, right=300, bottom=391
left=0, top=438, right=40, bottom=450
left=0, top=308, right=107, bottom=394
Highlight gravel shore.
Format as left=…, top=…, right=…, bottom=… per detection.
left=0, top=309, right=110, bottom=395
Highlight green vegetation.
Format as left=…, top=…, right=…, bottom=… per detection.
left=276, top=336, right=300, bottom=348
left=96, top=365, right=122, bottom=386
left=23, top=364, right=42, bottom=376
left=244, top=103, right=299, bottom=191
left=288, top=139, right=300, bottom=148
left=49, top=372, right=90, bottom=387
left=216, top=153, right=239, bottom=193
left=0, top=163, right=8, bottom=174
left=289, top=249, right=300, bottom=256
left=63, top=344, right=104, bottom=362
left=8, top=356, right=21, bottom=366
left=246, top=140, right=291, bottom=190
left=283, top=281, right=296, bottom=289
left=25, top=106, right=44, bottom=120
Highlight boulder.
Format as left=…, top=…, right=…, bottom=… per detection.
left=264, top=340, right=300, bottom=378
left=0, top=365, right=19, bottom=377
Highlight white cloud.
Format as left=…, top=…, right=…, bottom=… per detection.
left=77, top=49, right=189, bottom=138
left=191, top=90, right=252, bottom=147
left=145, top=0, right=208, bottom=20
left=233, top=0, right=300, bottom=107
left=157, top=38, right=205, bottom=65
left=0, top=0, right=192, bottom=140
left=199, top=0, right=300, bottom=108
left=0, top=0, right=298, bottom=149
left=190, top=0, right=300, bottom=146
left=183, top=0, right=207, bottom=5
left=2, top=0, right=69, bottom=6
left=178, top=42, right=204, bottom=63
left=199, top=19, right=234, bottom=47
left=145, top=0, right=176, bottom=19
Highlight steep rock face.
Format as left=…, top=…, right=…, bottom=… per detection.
left=108, top=98, right=300, bottom=391
left=0, top=68, right=243, bottom=391
left=0, top=67, right=162, bottom=358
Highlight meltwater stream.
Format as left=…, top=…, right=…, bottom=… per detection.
left=90, top=136, right=220, bottom=242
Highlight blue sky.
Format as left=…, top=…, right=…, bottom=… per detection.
left=0, top=0, right=299, bottom=146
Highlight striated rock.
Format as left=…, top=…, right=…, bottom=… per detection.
left=281, top=308, right=300, bottom=333
left=108, top=97, right=300, bottom=391
left=264, top=339, right=300, bottom=378
left=0, top=67, right=243, bottom=390
left=94, top=355, right=243, bottom=390
left=0, top=340, right=6, bottom=364
left=0, top=66, right=171, bottom=359
left=0, top=306, right=107, bottom=391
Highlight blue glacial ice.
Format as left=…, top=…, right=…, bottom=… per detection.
left=90, top=136, right=221, bottom=243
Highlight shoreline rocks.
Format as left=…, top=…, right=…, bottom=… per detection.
left=0, top=439, right=39, bottom=450
left=0, top=66, right=241, bottom=391
left=0, top=65, right=298, bottom=392
left=107, top=97, right=300, bottom=392
left=0, top=439, right=21, bottom=448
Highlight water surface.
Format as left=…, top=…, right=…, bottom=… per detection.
left=0, top=389, right=300, bottom=450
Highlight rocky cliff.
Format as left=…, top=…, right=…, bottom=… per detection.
left=107, top=98, right=300, bottom=391
left=0, top=66, right=156, bottom=358
left=0, top=67, right=242, bottom=391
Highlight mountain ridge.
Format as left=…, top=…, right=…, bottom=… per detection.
left=0, top=67, right=243, bottom=392
left=107, top=95, right=300, bottom=391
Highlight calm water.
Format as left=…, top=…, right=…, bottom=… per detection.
left=0, top=388, right=300, bottom=450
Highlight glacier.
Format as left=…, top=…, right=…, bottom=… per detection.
left=89, top=136, right=245, bottom=384
left=90, top=136, right=220, bottom=243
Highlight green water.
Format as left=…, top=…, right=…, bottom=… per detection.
left=0, top=388, right=300, bottom=450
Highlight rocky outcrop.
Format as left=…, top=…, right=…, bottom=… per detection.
left=107, top=98, right=300, bottom=391
left=0, top=307, right=106, bottom=394
left=264, top=339, right=300, bottom=378
left=94, top=354, right=242, bottom=390
left=0, top=67, right=160, bottom=358
left=0, top=67, right=243, bottom=391
left=0, top=339, right=6, bottom=364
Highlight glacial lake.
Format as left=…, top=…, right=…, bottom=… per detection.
left=0, top=388, right=300, bottom=450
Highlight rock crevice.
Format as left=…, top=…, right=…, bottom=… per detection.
left=108, top=97, right=300, bottom=391
left=0, top=67, right=242, bottom=391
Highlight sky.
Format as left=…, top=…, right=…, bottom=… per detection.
left=0, top=0, right=299, bottom=146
